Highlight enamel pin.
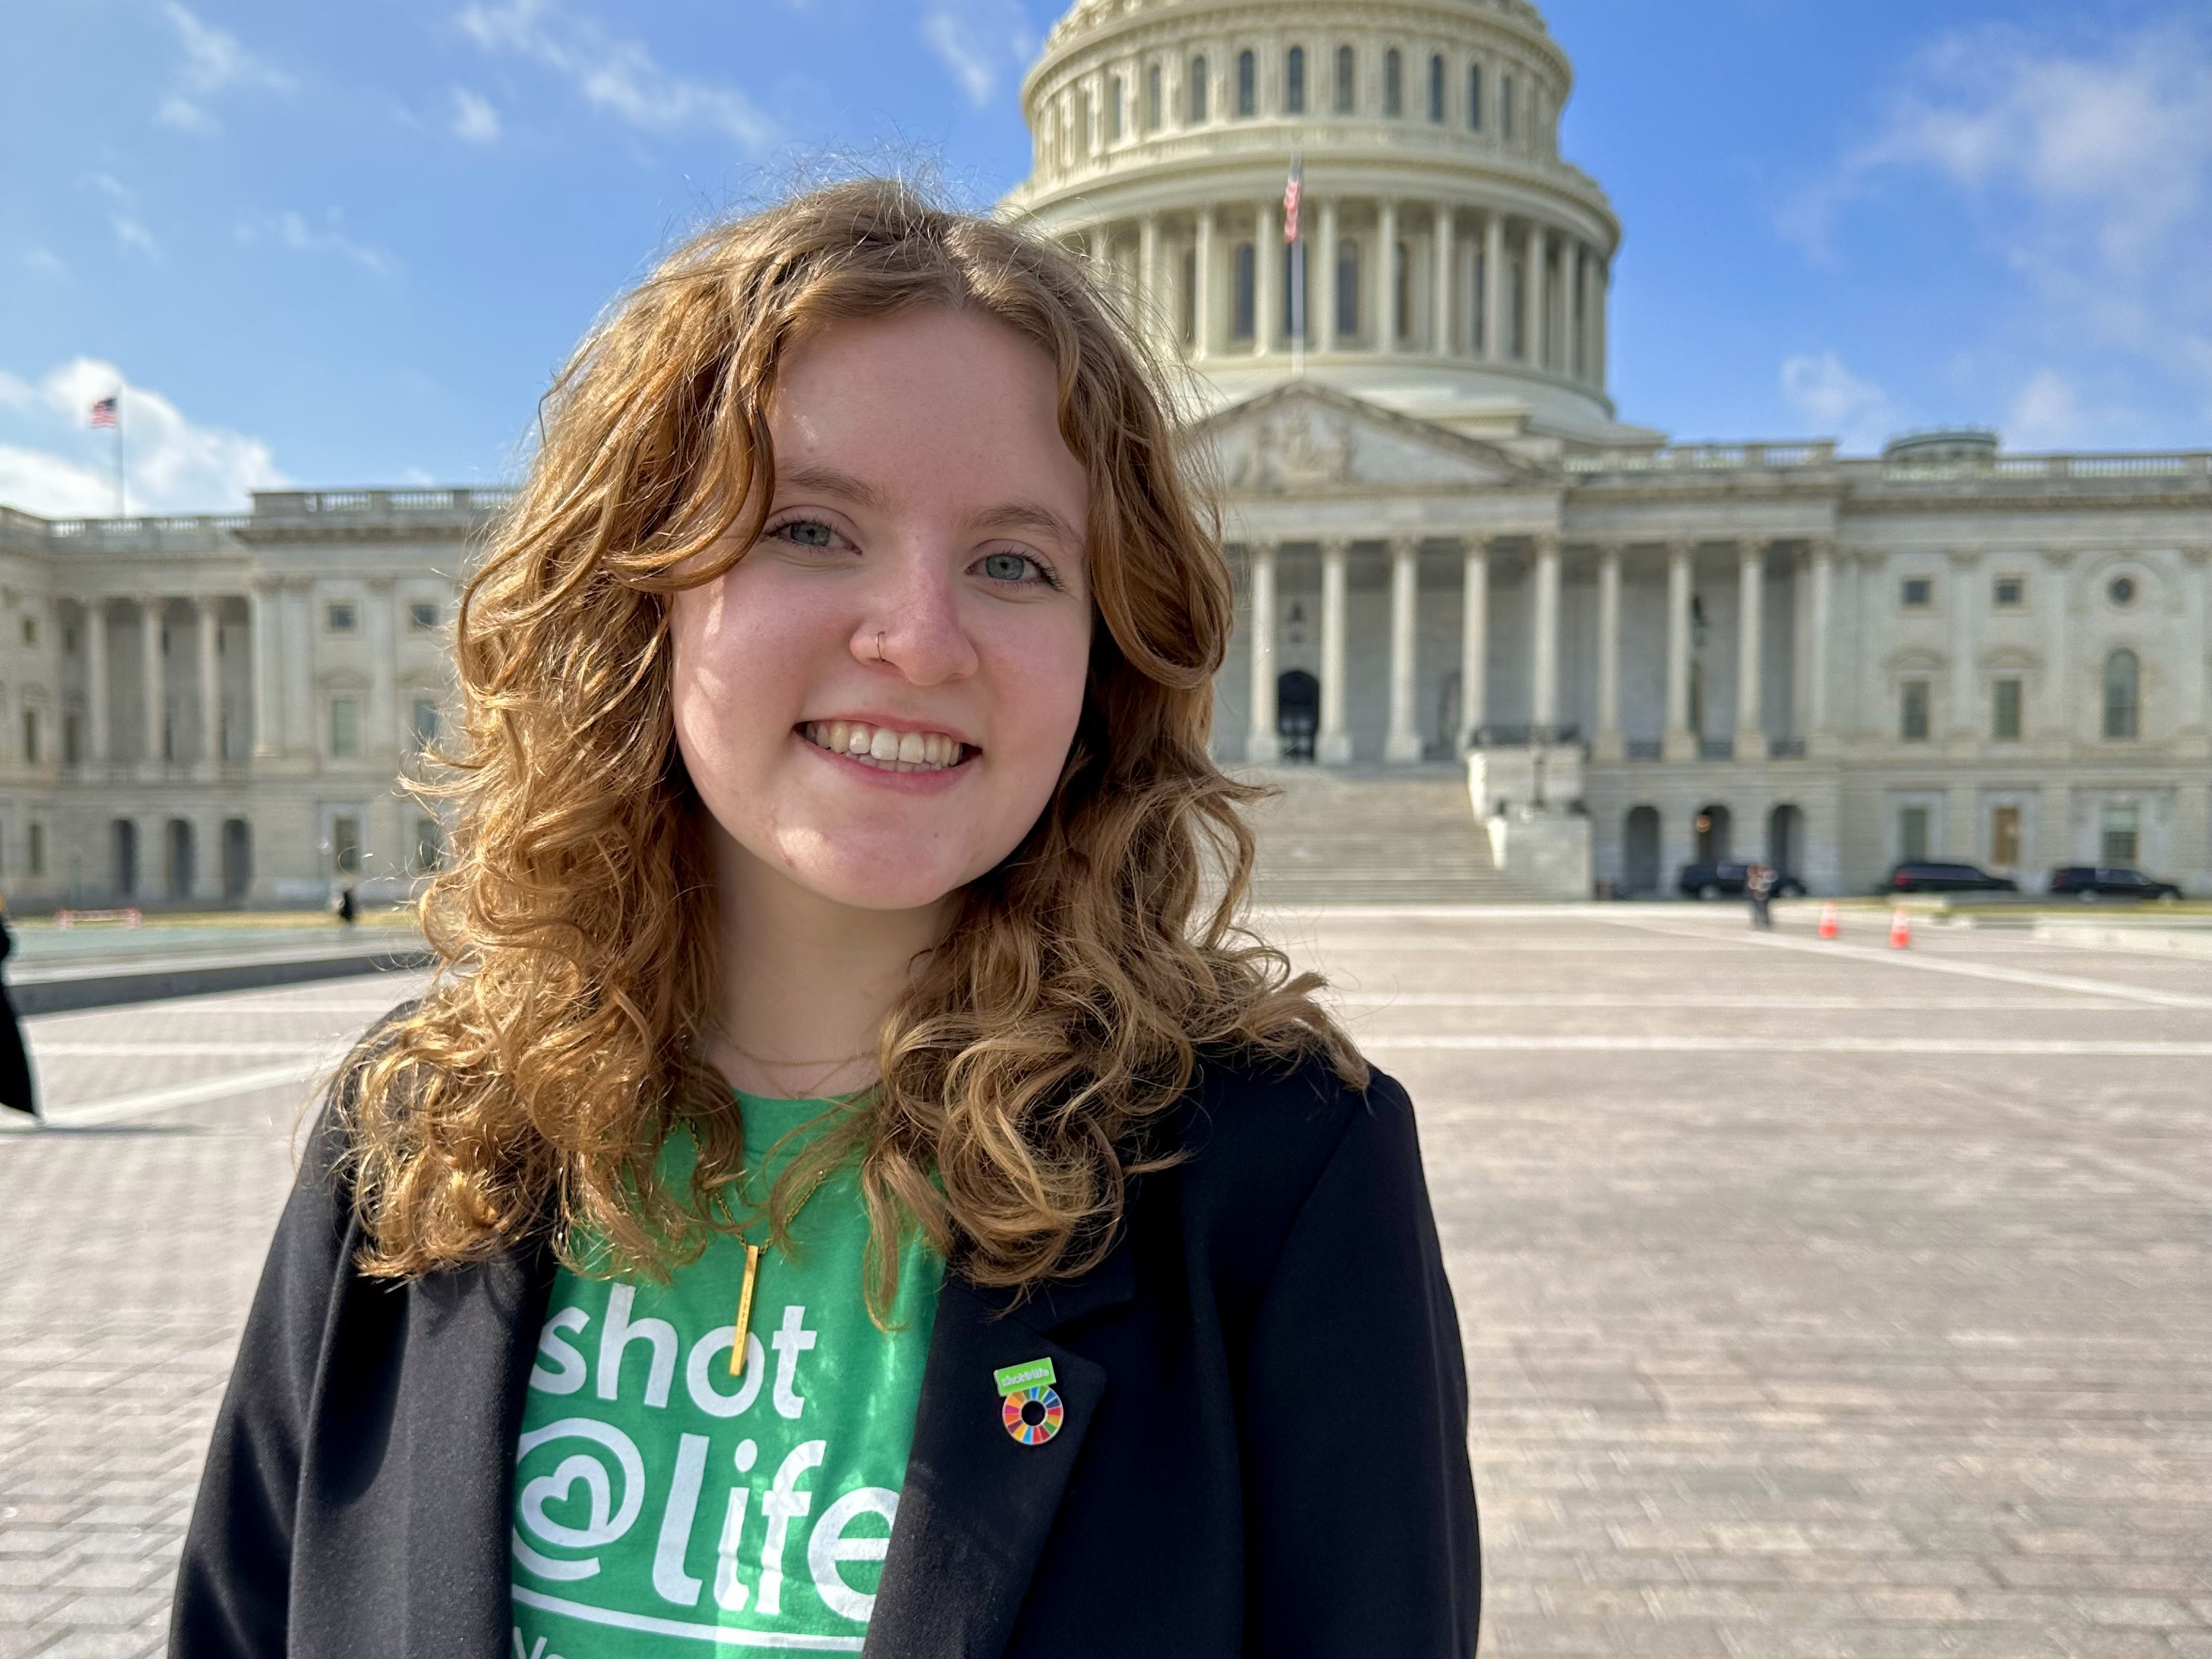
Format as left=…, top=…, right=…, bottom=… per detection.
left=995, top=1358, right=1064, bottom=1447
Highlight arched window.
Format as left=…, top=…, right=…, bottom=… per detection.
left=1467, top=63, right=1482, bottom=129
left=1235, top=49, right=1255, bottom=117
left=1500, top=74, right=1515, bottom=140
left=2104, top=648, right=2140, bottom=740
left=1427, top=53, right=1445, bottom=121
left=1233, top=241, right=1257, bottom=339
left=1333, top=45, right=1355, bottom=113
left=1336, top=238, right=1360, bottom=339
left=1286, top=46, right=1306, bottom=113
left=1188, top=56, right=1208, bottom=122
left=1146, top=63, right=1161, bottom=130
left=1383, top=48, right=1403, bottom=116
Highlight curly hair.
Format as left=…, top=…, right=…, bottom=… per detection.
left=342, top=176, right=1363, bottom=1314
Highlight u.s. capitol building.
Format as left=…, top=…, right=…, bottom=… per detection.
left=0, top=0, right=2206, bottom=906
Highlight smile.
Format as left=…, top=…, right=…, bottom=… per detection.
left=800, top=721, right=971, bottom=773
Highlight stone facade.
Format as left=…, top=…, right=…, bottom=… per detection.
left=1007, top=0, right=2212, bottom=896
left=0, top=0, right=2204, bottom=905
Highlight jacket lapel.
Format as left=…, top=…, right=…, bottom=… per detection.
left=862, top=1239, right=1135, bottom=1659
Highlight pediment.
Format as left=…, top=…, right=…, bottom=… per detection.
left=1188, top=382, right=1549, bottom=497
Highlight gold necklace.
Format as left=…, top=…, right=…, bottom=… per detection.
left=726, top=1133, right=849, bottom=1380
left=723, top=1034, right=875, bottom=1103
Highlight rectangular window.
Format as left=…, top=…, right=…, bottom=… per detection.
left=20, top=708, right=36, bottom=766
left=1285, top=47, right=1305, bottom=113
left=1900, top=680, right=1930, bottom=742
left=64, top=712, right=80, bottom=766
left=1992, top=677, right=2023, bottom=740
left=1232, top=241, right=1256, bottom=339
left=1235, top=50, right=1254, bottom=117
left=1899, top=805, right=1930, bottom=862
left=1467, top=63, right=1481, bottom=130
left=326, top=601, right=358, bottom=633
left=1189, top=56, right=1208, bottom=123
left=1181, top=248, right=1197, bottom=343
left=1108, top=75, right=1124, bottom=140
left=1427, top=53, right=1444, bottom=121
left=1993, top=575, right=2025, bottom=608
left=332, top=815, right=362, bottom=876
left=408, top=601, right=439, bottom=631
left=20, top=616, right=34, bottom=647
left=330, top=697, right=360, bottom=758
left=1900, top=577, right=1932, bottom=608
left=1991, top=805, right=2022, bottom=870
left=1336, top=240, right=1360, bottom=339
left=411, top=697, right=439, bottom=752
left=28, top=821, right=44, bottom=879
left=413, top=816, right=445, bottom=873
left=1501, top=74, right=1513, bottom=140
left=1282, top=240, right=1306, bottom=339
left=1146, top=64, right=1161, bottom=130
left=1383, top=49, right=1402, bottom=116
left=2099, top=804, right=2139, bottom=868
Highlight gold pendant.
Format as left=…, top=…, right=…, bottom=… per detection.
left=729, top=1242, right=762, bottom=1378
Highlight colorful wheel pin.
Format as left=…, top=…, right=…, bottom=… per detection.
left=1001, top=1383, right=1064, bottom=1446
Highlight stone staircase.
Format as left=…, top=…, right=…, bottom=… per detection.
left=1235, top=764, right=1537, bottom=906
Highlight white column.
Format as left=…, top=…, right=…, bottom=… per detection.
left=1385, top=536, right=1422, bottom=763
left=1317, top=541, right=1351, bottom=765
left=1457, top=539, right=1488, bottom=750
left=367, top=578, right=397, bottom=760
left=1482, top=211, right=1505, bottom=361
left=86, top=601, right=110, bottom=764
left=1522, top=222, right=1544, bottom=366
left=1193, top=206, right=1216, bottom=361
left=1530, top=535, right=1561, bottom=734
left=1137, top=213, right=1160, bottom=339
left=248, top=581, right=276, bottom=759
left=198, top=598, right=221, bottom=770
left=1256, top=199, right=1279, bottom=357
left=139, top=595, right=164, bottom=768
left=1808, top=538, right=1835, bottom=750
left=1375, top=199, right=1398, bottom=356
left=1430, top=203, right=1454, bottom=356
left=1246, top=542, right=1279, bottom=763
left=1315, top=198, right=1338, bottom=353
left=1736, top=541, right=1767, bottom=759
left=1663, top=539, right=1694, bottom=759
left=1594, top=542, right=1622, bottom=760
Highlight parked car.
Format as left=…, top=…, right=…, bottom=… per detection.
left=1884, top=861, right=2019, bottom=895
left=1677, top=861, right=1807, bottom=900
left=2049, top=866, right=2184, bottom=901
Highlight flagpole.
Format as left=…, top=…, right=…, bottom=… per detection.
left=113, top=388, right=126, bottom=519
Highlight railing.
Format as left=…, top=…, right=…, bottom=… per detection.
left=1467, top=723, right=1583, bottom=749
left=1566, top=440, right=1837, bottom=475
left=252, top=486, right=516, bottom=518
left=1867, top=451, right=2212, bottom=485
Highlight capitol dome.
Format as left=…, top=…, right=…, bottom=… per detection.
left=1000, top=0, right=1649, bottom=443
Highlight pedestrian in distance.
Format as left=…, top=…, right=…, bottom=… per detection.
left=0, top=893, right=34, bottom=1121
left=333, top=882, right=357, bottom=925
left=172, top=179, right=1479, bottom=1659
left=1748, top=862, right=1775, bottom=930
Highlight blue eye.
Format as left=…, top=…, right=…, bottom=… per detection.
left=982, top=551, right=1037, bottom=583
left=778, top=519, right=835, bottom=549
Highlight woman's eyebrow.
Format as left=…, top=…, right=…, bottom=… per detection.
left=970, top=502, right=1083, bottom=549
left=778, top=463, right=893, bottom=514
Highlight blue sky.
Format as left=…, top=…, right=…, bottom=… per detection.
left=2, top=0, right=2207, bottom=514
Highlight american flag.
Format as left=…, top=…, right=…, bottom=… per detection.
left=89, top=396, right=118, bottom=429
left=1283, top=159, right=1302, bottom=245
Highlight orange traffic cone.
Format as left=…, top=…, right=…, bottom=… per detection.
left=1888, top=908, right=1912, bottom=949
left=1817, top=902, right=1839, bottom=941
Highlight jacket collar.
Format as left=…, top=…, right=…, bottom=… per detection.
left=862, top=1232, right=1135, bottom=1659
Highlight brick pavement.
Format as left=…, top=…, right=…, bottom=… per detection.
left=1, top=911, right=2208, bottom=1656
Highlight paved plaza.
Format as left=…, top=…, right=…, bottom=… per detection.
left=1, top=907, right=2208, bottom=1657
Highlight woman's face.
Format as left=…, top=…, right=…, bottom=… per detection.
left=671, top=306, right=1094, bottom=914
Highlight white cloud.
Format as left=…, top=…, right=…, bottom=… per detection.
left=84, top=173, right=161, bottom=261
left=21, top=246, right=67, bottom=279
left=451, top=86, right=502, bottom=143
left=1781, top=23, right=2212, bottom=424
left=456, top=0, right=778, bottom=149
left=157, top=2, right=293, bottom=133
left=2007, top=369, right=2084, bottom=448
left=1780, top=352, right=1902, bottom=454
left=0, top=358, right=285, bottom=517
left=237, top=209, right=402, bottom=282
left=921, top=0, right=1032, bottom=108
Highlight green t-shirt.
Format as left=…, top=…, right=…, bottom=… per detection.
left=510, top=1092, right=944, bottom=1655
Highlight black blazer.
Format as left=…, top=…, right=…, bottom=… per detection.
left=170, top=1051, right=1478, bottom=1658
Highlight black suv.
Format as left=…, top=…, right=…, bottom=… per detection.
left=1886, top=861, right=2019, bottom=894
left=2049, top=866, right=2184, bottom=901
left=1677, top=861, right=1807, bottom=900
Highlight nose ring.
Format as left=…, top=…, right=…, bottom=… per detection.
left=873, top=631, right=886, bottom=662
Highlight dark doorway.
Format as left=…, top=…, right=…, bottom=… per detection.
left=223, top=819, right=252, bottom=900
left=167, top=819, right=194, bottom=899
left=1276, top=669, right=1319, bottom=761
left=1769, top=804, right=1804, bottom=876
left=1694, top=802, right=1732, bottom=862
left=113, top=819, right=138, bottom=898
left=1623, top=806, right=1661, bottom=895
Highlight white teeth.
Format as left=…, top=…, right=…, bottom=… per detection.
left=800, top=720, right=968, bottom=773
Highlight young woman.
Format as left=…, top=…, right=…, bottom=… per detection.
left=171, top=179, right=1477, bottom=1659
